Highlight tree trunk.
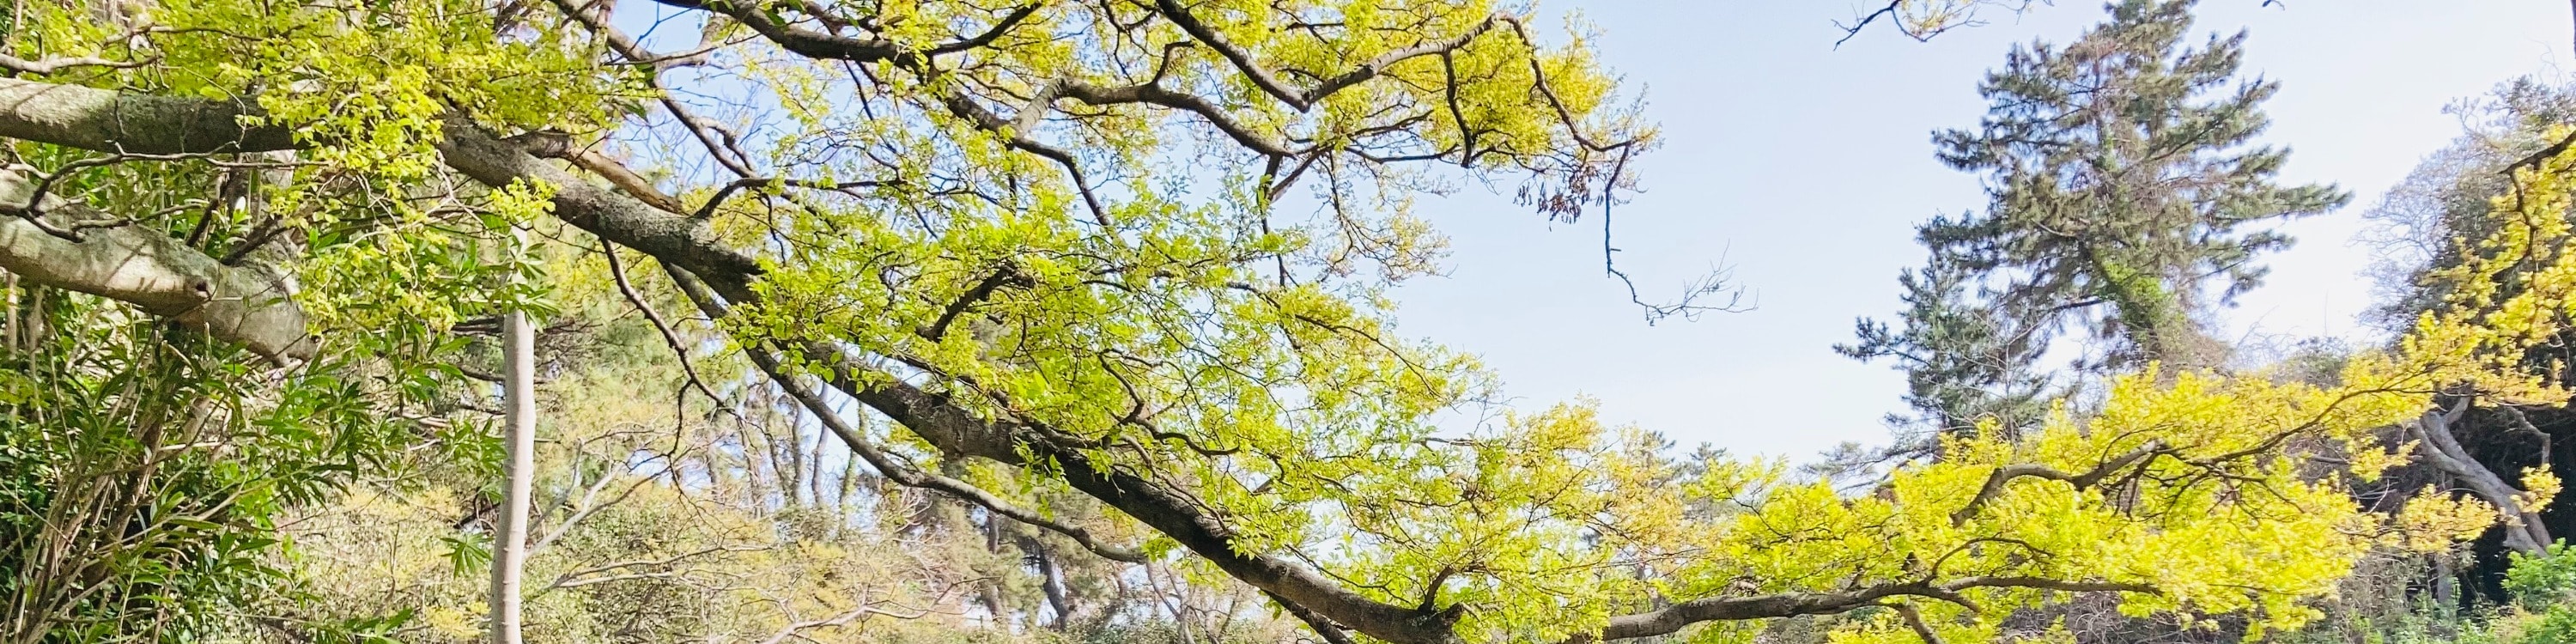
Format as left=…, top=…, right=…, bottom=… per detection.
left=2415, top=401, right=2552, bottom=556
left=2432, top=552, right=2458, bottom=620
left=489, top=310, right=537, bottom=644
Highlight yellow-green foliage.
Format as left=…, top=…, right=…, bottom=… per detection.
left=1042, top=138, right=2576, bottom=642
left=17, top=1, right=2576, bottom=642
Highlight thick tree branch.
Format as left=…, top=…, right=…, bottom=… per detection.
left=0, top=78, right=763, bottom=294
left=434, top=116, right=765, bottom=292
left=661, top=264, right=1150, bottom=565
left=0, top=168, right=311, bottom=361
left=0, top=78, right=296, bottom=154
left=2412, top=400, right=2551, bottom=555
left=0, top=79, right=781, bottom=366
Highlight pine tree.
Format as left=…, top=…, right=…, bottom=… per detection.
left=1923, top=0, right=2348, bottom=370
left=1838, top=246, right=2051, bottom=445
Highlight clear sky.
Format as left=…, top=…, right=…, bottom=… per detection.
left=1387, top=2, right=2576, bottom=460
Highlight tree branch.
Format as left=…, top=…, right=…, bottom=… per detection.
left=2412, top=400, right=2551, bottom=555
left=0, top=167, right=311, bottom=361
left=1145, top=1, right=1507, bottom=112
left=1949, top=441, right=2163, bottom=526
left=0, top=77, right=766, bottom=303
left=661, top=264, right=1151, bottom=565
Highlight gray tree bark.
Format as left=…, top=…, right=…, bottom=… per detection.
left=2413, top=401, right=2552, bottom=556
left=488, top=309, right=536, bottom=644
left=0, top=168, right=311, bottom=361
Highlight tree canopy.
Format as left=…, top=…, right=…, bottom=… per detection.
left=0, top=2, right=2567, bottom=644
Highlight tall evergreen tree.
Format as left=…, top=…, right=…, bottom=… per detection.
left=1838, top=247, right=2051, bottom=444
left=1923, top=0, right=2348, bottom=370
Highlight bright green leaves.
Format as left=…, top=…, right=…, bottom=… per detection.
left=662, top=4, right=2493, bottom=642
left=2398, top=125, right=2576, bottom=406
left=3, top=0, right=610, bottom=353
left=145, top=0, right=615, bottom=174
left=736, top=173, right=1483, bottom=553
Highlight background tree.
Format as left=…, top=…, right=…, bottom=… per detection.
left=2362, top=77, right=2576, bottom=592
left=1841, top=234, right=2054, bottom=448
left=1917, top=0, right=2348, bottom=371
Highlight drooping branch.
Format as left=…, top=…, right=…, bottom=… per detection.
left=659, top=264, right=1150, bottom=565
left=653, top=267, right=1467, bottom=642
left=600, top=239, right=727, bottom=408
left=844, top=375, right=1465, bottom=644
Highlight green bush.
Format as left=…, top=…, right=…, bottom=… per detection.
left=2521, top=605, right=2576, bottom=644
left=2509, top=542, right=2576, bottom=610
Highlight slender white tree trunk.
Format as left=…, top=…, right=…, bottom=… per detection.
left=489, top=309, right=536, bottom=644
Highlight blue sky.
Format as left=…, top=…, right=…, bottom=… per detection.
left=1388, top=2, right=2576, bottom=459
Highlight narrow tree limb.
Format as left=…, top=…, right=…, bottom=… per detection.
left=1055, top=76, right=1297, bottom=157
left=1942, top=576, right=2154, bottom=594
left=1144, top=0, right=1505, bottom=112
left=1949, top=441, right=2163, bottom=526
left=1568, top=575, right=2156, bottom=643
left=599, top=239, right=726, bottom=408
left=538, top=544, right=773, bottom=594
left=510, top=131, right=690, bottom=214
